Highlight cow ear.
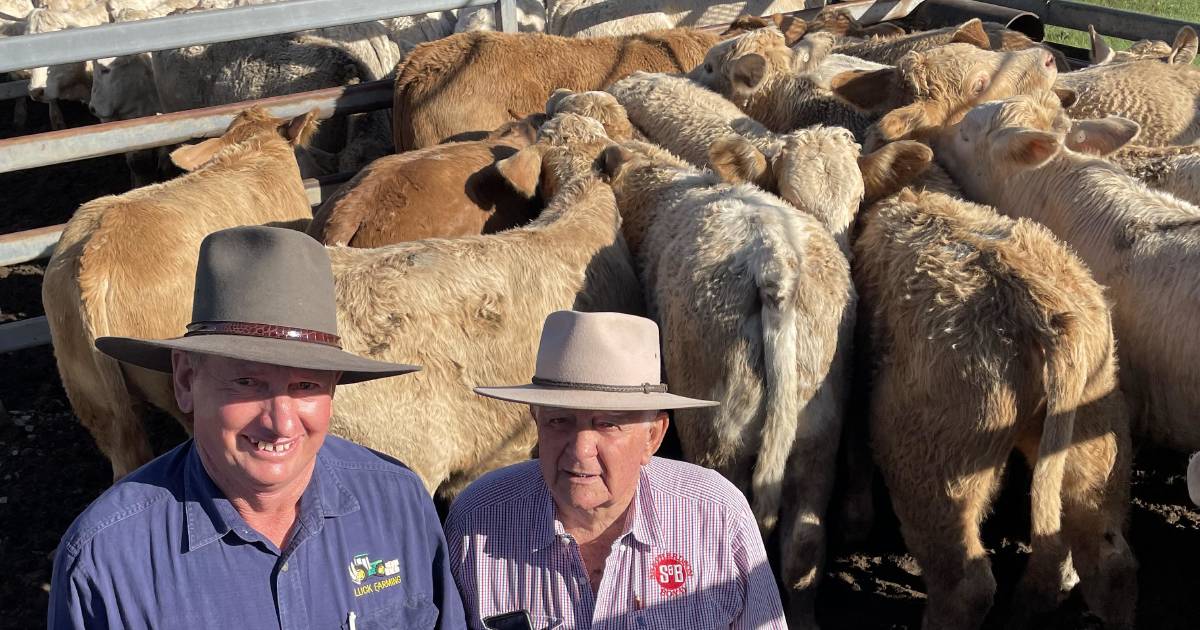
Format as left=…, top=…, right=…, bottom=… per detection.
left=830, top=68, right=896, bottom=111
left=950, top=18, right=990, bottom=49
left=1066, top=117, right=1140, bottom=155
left=874, top=101, right=935, bottom=144
left=169, top=137, right=225, bottom=171
left=1053, top=87, right=1078, bottom=109
left=1170, top=26, right=1198, bottom=65
left=778, top=15, right=808, bottom=46
left=719, top=14, right=770, bottom=39
left=599, top=143, right=634, bottom=180
left=709, top=135, right=770, bottom=188
left=283, top=110, right=319, bottom=147
left=731, top=53, right=768, bottom=92
left=858, top=140, right=933, bottom=204
left=993, top=129, right=1062, bottom=168
left=496, top=145, right=544, bottom=198
left=1088, top=25, right=1115, bottom=64
left=546, top=88, right=574, bottom=115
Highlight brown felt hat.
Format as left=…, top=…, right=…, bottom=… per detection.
left=95, top=226, right=418, bottom=384
left=474, top=310, right=717, bottom=411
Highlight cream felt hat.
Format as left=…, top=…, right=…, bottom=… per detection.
left=95, top=225, right=419, bottom=384
left=1188, top=452, right=1200, bottom=507
left=474, top=310, right=718, bottom=411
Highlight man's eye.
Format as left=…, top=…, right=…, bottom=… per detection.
left=233, top=378, right=256, bottom=387
left=294, top=382, right=321, bottom=391
left=596, top=422, right=620, bottom=431
left=545, top=417, right=570, bottom=426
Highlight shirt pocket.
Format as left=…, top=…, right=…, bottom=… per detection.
left=344, top=595, right=439, bottom=630
left=530, top=614, right=563, bottom=630
left=630, top=600, right=730, bottom=630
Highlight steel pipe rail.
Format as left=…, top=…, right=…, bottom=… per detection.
left=0, top=316, right=51, bottom=355
left=982, top=0, right=1200, bottom=43
left=0, top=172, right=352, bottom=268
left=0, top=79, right=29, bottom=101
left=0, top=79, right=391, bottom=174
left=0, top=0, right=502, bottom=74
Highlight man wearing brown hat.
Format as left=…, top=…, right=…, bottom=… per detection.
left=48, top=226, right=465, bottom=629
left=444, top=311, right=786, bottom=629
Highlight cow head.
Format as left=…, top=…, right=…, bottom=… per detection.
left=170, top=108, right=320, bottom=171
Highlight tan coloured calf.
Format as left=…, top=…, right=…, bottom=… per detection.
left=935, top=92, right=1200, bottom=452
left=42, top=108, right=318, bottom=479
left=1089, top=24, right=1198, bottom=66
left=1057, top=59, right=1200, bottom=146
left=1061, top=118, right=1200, bottom=205
left=392, top=28, right=717, bottom=150
left=855, top=186, right=1135, bottom=630
left=308, top=115, right=546, bottom=248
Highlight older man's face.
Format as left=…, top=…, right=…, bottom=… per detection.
left=172, top=352, right=338, bottom=500
left=533, top=406, right=668, bottom=515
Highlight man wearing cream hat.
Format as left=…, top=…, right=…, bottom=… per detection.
left=445, top=310, right=786, bottom=629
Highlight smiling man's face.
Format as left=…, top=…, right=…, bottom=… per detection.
left=172, top=351, right=338, bottom=501
left=532, top=406, right=667, bottom=517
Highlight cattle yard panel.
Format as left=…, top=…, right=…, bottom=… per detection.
left=982, top=0, right=1200, bottom=43
left=0, top=79, right=392, bottom=174
left=0, top=0, right=506, bottom=74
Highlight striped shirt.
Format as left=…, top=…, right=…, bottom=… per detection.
left=444, top=457, right=786, bottom=630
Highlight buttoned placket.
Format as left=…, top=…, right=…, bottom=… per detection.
left=274, top=482, right=326, bottom=629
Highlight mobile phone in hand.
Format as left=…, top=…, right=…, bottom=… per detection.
left=482, top=610, right=535, bottom=630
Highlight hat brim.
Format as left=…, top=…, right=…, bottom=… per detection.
left=95, top=334, right=419, bottom=384
left=473, top=384, right=718, bottom=411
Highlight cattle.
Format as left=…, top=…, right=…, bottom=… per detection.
left=1089, top=24, right=1198, bottom=66
left=22, top=5, right=109, bottom=128
left=545, top=88, right=640, bottom=141
left=546, top=0, right=810, bottom=38
left=834, top=17, right=1069, bottom=71
left=42, top=107, right=318, bottom=480
left=392, top=28, right=718, bottom=150
left=1190, top=453, right=1200, bottom=506
left=855, top=184, right=1135, bottom=629
left=934, top=91, right=1200, bottom=453
left=1062, top=119, right=1200, bottom=206
left=1056, top=59, right=1200, bottom=146
left=307, top=115, right=546, bottom=248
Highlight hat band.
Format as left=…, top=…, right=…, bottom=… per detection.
left=531, top=376, right=668, bottom=394
left=184, top=320, right=342, bottom=349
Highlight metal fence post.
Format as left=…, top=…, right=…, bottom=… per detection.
left=496, top=0, right=519, bottom=32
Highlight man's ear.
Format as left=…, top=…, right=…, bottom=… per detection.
left=169, top=137, right=225, bottom=171
left=709, top=135, right=772, bottom=189
left=1066, top=117, right=1140, bottom=155
left=645, top=411, right=670, bottom=462
left=495, top=145, right=545, bottom=198
left=830, top=68, right=896, bottom=111
left=731, top=53, right=768, bottom=92
left=1169, top=25, right=1199, bottom=65
left=171, top=350, right=198, bottom=414
left=1088, top=25, right=1116, bottom=64
left=857, top=140, right=933, bottom=204
left=950, top=18, right=990, bottom=49
left=993, top=128, right=1062, bottom=169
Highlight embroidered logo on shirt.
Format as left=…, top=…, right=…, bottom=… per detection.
left=650, top=552, right=693, bottom=597
left=347, top=553, right=401, bottom=586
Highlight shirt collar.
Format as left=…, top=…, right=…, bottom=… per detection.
left=529, top=463, right=662, bottom=552
left=182, top=441, right=360, bottom=553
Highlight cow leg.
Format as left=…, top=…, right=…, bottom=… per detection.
left=48, top=99, right=65, bottom=130
left=1062, top=393, right=1137, bottom=629
left=778, top=397, right=841, bottom=630
left=875, top=401, right=1003, bottom=630
left=12, top=96, right=28, bottom=130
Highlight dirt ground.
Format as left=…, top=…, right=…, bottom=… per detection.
left=1, top=96, right=1198, bottom=630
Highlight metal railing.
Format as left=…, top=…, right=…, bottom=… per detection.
left=983, top=0, right=1200, bottom=43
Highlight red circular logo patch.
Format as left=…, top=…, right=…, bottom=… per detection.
left=651, top=553, right=693, bottom=595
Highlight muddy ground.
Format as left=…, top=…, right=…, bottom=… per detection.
left=0, top=96, right=1197, bottom=630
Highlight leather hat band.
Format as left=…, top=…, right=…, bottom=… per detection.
left=184, top=320, right=342, bottom=349
left=531, top=376, right=668, bottom=394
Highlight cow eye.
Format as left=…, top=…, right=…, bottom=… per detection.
left=99, top=67, right=110, bottom=75
left=704, top=63, right=713, bottom=73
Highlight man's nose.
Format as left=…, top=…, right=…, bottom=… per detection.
left=567, top=429, right=599, bottom=459
left=260, top=392, right=300, bottom=435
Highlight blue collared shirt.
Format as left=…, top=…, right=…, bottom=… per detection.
left=48, top=436, right=466, bottom=630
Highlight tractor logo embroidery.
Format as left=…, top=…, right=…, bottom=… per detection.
left=650, top=553, right=693, bottom=597
left=347, top=553, right=401, bottom=585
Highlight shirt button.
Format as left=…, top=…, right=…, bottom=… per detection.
left=281, top=562, right=289, bottom=572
